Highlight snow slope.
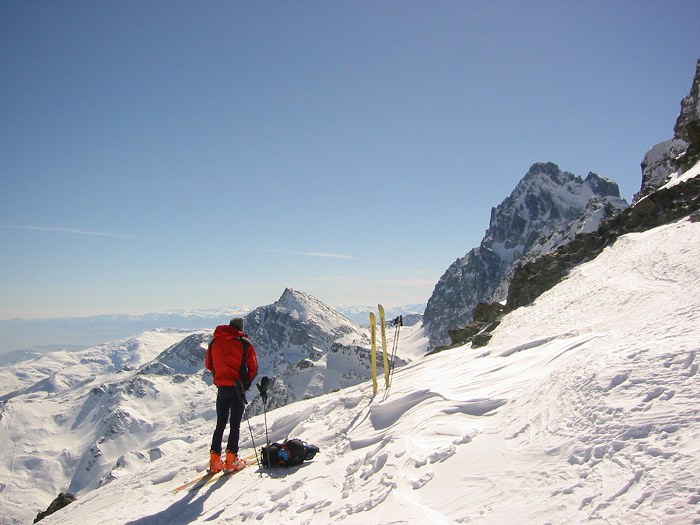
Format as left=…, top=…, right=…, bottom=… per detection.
left=35, top=217, right=700, bottom=524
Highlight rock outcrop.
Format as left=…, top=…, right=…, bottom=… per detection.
left=635, top=58, right=700, bottom=202
left=34, top=492, right=76, bottom=523
left=674, top=58, right=700, bottom=170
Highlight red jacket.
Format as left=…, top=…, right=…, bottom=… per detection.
left=205, top=325, right=259, bottom=388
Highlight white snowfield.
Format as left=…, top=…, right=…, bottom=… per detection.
left=27, top=219, right=700, bottom=523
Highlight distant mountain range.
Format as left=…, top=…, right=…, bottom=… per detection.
left=0, top=307, right=249, bottom=365
left=0, top=303, right=425, bottom=366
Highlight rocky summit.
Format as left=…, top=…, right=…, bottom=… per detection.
left=242, top=288, right=374, bottom=413
left=423, top=162, right=627, bottom=349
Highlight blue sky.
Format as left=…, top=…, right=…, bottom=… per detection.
left=1, top=1, right=699, bottom=319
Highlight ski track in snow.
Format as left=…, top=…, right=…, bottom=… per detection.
left=7, top=219, right=700, bottom=524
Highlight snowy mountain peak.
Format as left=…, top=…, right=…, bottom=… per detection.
left=518, top=163, right=618, bottom=197
left=424, top=162, right=626, bottom=349
left=223, top=289, right=372, bottom=413
left=245, top=289, right=367, bottom=364
left=584, top=171, right=622, bottom=197
left=519, top=160, right=559, bottom=182
left=484, top=163, right=621, bottom=251
left=266, top=288, right=364, bottom=341
left=275, top=287, right=342, bottom=322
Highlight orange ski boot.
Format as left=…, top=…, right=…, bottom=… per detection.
left=209, top=450, right=224, bottom=473
left=224, top=450, right=245, bottom=474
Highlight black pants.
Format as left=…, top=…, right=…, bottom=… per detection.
left=211, top=385, right=246, bottom=455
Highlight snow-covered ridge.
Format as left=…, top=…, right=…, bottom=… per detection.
left=0, top=330, right=191, bottom=398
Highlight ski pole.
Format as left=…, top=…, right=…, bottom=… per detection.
left=257, top=377, right=272, bottom=469
left=244, top=405, right=262, bottom=472
left=389, top=316, right=402, bottom=382
left=382, top=317, right=403, bottom=401
left=263, top=403, right=270, bottom=467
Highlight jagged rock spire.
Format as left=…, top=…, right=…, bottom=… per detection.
left=423, top=162, right=625, bottom=349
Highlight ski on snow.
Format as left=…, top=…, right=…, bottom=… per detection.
left=173, top=461, right=250, bottom=493
left=173, top=453, right=257, bottom=493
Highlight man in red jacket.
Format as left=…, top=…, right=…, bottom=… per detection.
left=205, top=317, right=259, bottom=473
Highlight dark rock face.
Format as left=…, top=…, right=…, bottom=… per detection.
left=34, top=492, right=76, bottom=523
left=423, top=162, right=626, bottom=349
left=674, top=59, right=700, bottom=170
left=441, top=302, right=505, bottom=352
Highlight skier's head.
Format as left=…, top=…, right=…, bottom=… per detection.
left=229, top=318, right=244, bottom=331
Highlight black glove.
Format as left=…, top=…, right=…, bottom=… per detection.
left=257, top=376, right=270, bottom=404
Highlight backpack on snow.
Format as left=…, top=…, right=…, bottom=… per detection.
left=261, top=439, right=319, bottom=468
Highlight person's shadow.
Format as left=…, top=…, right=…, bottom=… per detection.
left=125, top=474, right=229, bottom=525
left=126, top=463, right=313, bottom=524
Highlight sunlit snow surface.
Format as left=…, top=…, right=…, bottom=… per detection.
left=4, top=218, right=700, bottom=524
